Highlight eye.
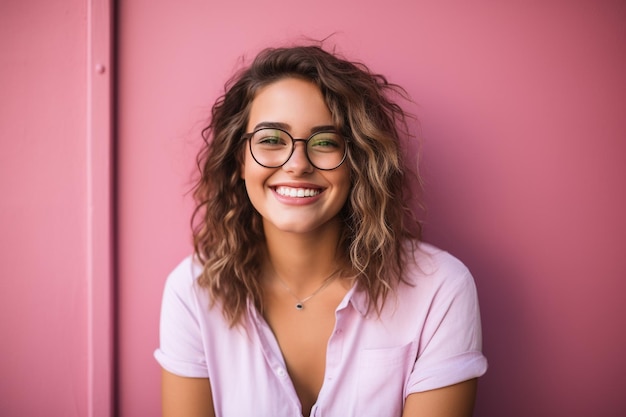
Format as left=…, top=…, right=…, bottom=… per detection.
left=258, top=136, right=282, bottom=145
left=253, top=129, right=289, bottom=147
left=309, top=133, right=342, bottom=151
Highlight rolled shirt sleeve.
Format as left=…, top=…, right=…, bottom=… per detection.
left=406, top=261, right=488, bottom=394
left=154, top=257, right=209, bottom=378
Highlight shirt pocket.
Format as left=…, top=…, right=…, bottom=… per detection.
left=355, top=342, right=414, bottom=417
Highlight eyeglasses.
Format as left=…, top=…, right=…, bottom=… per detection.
left=243, top=127, right=348, bottom=171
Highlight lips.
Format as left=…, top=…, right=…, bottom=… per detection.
left=274, top=186, right=322, bottom=198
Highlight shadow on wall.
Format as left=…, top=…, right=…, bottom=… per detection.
left=418, top=111, right=532, bottom=417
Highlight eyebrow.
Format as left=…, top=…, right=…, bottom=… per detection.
left=252, top=121, right=337, bottom=134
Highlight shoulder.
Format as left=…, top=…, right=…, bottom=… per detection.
left=394, top=241, right=479, bottom=309
left=405, top=241, right=473, bottom=284
left=164, top=255, right=204, bottom=294
left=160, top=255, right=211, bottom=315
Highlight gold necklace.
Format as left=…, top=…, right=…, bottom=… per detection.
left=275, top=270, right=339, bottom=310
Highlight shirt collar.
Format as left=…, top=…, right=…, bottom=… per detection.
left=247, top=297, right=262, bottom=323
left=343, top=284, right=370, bottom=317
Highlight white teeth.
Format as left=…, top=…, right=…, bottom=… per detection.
left=275, top=186, right=321, bottom=198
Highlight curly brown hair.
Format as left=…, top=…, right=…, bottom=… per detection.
left=192, top=44, right=422, bottom=326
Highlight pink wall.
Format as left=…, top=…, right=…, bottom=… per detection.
left=1, top=1, right=113, bottom=416
left=2, top=1, right=624, bottom=416
left=0, top=1, right=89, bottom=416
left=118, top=1, right=625, bottom=416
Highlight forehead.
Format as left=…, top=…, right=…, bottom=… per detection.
left=246, top=77, right=332, bottom=133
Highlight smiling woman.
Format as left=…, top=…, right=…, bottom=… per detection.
left=241, top=77, right=351, bottom=237
left=154, top=44, right=487, bottom=417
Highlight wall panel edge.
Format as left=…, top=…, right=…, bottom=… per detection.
left=86, top=0, right=114, bottom=416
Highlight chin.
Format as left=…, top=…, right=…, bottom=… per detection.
left=268, top=223, right=317, bottom=235
left=263, top=217, right=337, bottom=236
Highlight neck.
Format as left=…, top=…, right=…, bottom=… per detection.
left=262, top=219, right=345, bottom=291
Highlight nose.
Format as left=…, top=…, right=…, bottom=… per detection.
left=282, top=140, right=313, bottom=174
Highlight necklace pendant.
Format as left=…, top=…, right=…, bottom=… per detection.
left=295, top=303, right=304, bottom=310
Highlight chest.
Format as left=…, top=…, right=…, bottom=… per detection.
left=263, top=299, right=338, bottom=415
left=203, top=300, right=415, bottom=417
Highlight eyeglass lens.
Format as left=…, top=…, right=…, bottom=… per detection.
left=249, top=128, right=346, bottom=170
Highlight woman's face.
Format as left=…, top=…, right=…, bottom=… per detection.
left=240, top=77, right=351, bottom=237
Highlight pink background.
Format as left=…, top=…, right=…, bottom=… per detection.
left=1, top=1, right=625, bottom=416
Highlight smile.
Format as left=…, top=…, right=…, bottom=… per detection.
left=274, top=186, right=321, bottom=198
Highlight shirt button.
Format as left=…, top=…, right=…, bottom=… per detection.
left=276, top=367, right=287, bottom=378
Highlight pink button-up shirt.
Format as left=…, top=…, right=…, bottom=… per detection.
left=155, top=243, right=487, bottom=417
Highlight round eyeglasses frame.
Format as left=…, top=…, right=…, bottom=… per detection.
left=243, top=127, right=349, bottom=171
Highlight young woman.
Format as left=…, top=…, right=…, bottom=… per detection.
left=155, top=45, right=487, bottom=417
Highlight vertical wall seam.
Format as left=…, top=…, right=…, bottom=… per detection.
left=87, top=1, right=114, bottom=416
